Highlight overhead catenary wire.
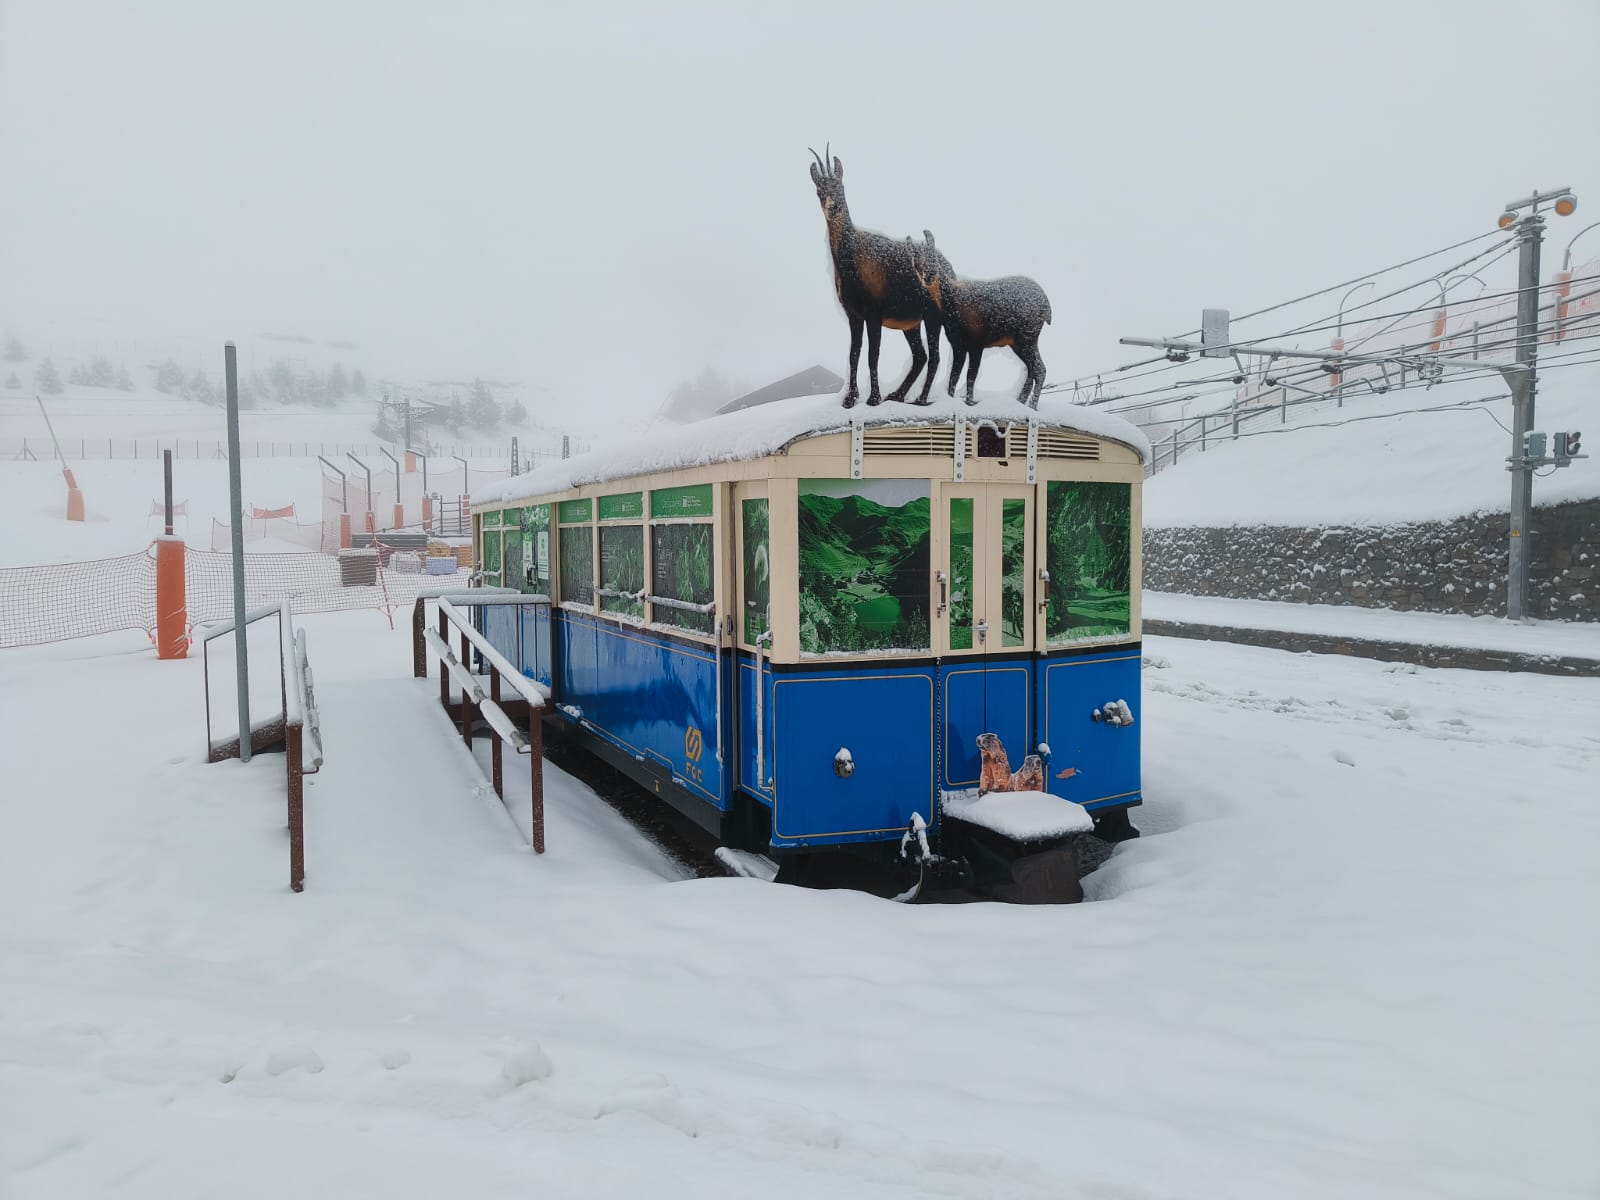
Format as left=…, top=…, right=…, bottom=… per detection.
left=1046, top=242, right=1523, bottom=402
left=1081, top=307, right=1600, bottom=415
left=1048, top=227, right=1513, bottom=395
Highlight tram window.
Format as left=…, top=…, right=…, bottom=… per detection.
left=650, top=523, right=714, bottom=636
left=741, top=498, right=769, bottom=645
left=558, top=525, right=594, bottom=607
left=797, top=478, right=930, bottom=655
left=521, top=505, right=551, bottom=594
left=1044, top=480, right=1131, bottom=643
left=481, top=529, right=502, bottom=587
left=503, top=521, right=523, bottom=592
left=976, top=424, right=1007, bottom=459
left=599, top=525, right=644, bottom=619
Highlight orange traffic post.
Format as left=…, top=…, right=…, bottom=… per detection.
left=154, top=535, right=188, bottom=659
left=421, top=495, right=433, bottom=527
left=339, top=512, right=352, bottom=549
left=405, top=450, right=417, bottom=473
left=62, top=468, right=85, bottom=522
left=393, top=502, right=405, bottom=529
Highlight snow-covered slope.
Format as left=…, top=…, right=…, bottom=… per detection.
left=1143, top=360, right=1599, bottom=528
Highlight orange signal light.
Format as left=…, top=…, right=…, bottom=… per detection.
left=1498, top=212, right=1517, bottom=229
left=1554, top=194, right=1577, bottom=217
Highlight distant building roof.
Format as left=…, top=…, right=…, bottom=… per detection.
left=717, top=364, right=843, bottom=415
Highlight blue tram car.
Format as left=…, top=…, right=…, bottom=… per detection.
left=470, top=393, right=1148, bottom=898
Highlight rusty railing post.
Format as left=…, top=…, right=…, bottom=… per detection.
left=438, top=607, right=449, bottom=710
left=529, top=710, right=545, bottom=854
left=412, top=598, right=426, bottom=678
left=490, top=663, right=503, bottom=799
left=459, top=628, right=472, bottom=747
left=286, top=722, right=305, bottom=892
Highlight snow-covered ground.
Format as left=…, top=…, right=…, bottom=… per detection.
left=1146, top=591, right=1600, bottom=661
left=0, top=457, right=329, bottom=563
left=1144, top=360, right=1600, bottom=527
left=2, top=612, right=1596, bottom=1199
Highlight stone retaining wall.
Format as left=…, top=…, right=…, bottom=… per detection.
left=1143, top=498, right=1599, bottom=622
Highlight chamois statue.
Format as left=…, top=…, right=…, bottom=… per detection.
left=809, top=147, right=949, bottom=408
left=910, top=230, right=1052, bottom=409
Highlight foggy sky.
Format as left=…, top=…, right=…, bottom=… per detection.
left=3, top=0, right=1597, bottom=433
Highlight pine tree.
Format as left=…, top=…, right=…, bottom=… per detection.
left=3, top=334, right=25, bottom=362
left=154, top=358, right=185, bottom=394
left=468, top=377, right=501, bottom=429
left=86, top=356, right=115, bottom=388
left=350, top=369, right=367, bottom=398
left=268, top=359, right=294, bottom=403
left=446, top=395, right=467, bottom=433
left=115, top=365, right=134, bottom=391
left=5, top=371, right=21, bottom=390
left=505, top=398, right=529, bottom=425
left=35, top=358, right=62, bottom=394
left=328, top=362, right=348, bottom=399
left=371, top=402, right=397, bottom=442
left=187, top=368, right=216, bottom=405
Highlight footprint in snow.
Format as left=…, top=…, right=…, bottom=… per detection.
left=1332, top=749, right=1356, bottom=767
left=381, top=1049, right=411, bottom=1071
left=265, top=1049, right=324, bottom=1076
left=494, top=1045, right=553, bottom=1093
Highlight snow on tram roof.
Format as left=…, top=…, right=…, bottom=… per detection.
left=476, top=390, right=1150, bottom=506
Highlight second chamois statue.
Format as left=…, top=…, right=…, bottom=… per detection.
left=809, top=147, right=950, bottom=408
left=910, top=230, right=1052, bottom=408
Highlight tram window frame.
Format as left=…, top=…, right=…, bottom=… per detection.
left=648, top=484, right=716, bottom=641
left=597, top=492, right=646, bottom=622
left=556, top=498, right=595, bottom=611
left=519, top=504, right=552, bottom=595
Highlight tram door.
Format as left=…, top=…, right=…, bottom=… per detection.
left=938, top=484, right=1035, bottom=791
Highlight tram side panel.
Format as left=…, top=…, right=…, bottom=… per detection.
left=1035, top=647, right=1142, bottom=814
left=554, top=609, right=728, bottom=816
left=937, top=660, right=1032, bottom=797
left=518, top=604, right=553, bottom=688
left=735, top=651, right=776, bottom=807
left=767, top=664, right=935, bottom=850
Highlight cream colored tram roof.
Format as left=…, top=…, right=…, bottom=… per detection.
left=475, top=390, right=1150, bottom=507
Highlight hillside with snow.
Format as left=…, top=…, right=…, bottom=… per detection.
left=1143, top=360, right=1599, bottom=529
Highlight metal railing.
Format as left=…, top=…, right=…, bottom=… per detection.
left=199, top=600, right=321, bottom=892
left=412, top=590, right=551, bottom=853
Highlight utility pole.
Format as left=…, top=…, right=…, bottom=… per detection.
left=1499, top=186, right=1579, bottom=621
left=403, top=397, right=412, bottom=451
left=1504, top=212, right=1544, bottom=621
left=224, top=342, right=250, bottom=762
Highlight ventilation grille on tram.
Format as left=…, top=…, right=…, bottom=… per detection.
left=861, top=426, right=958, bottom=456
left=1014, top=427, right=1101, bottom=460
left=860, top=423, right=1100, bottom=461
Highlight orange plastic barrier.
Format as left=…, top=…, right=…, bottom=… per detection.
left=155, top=537, right=188, bottom=659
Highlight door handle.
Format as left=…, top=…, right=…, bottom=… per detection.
left=936, top=570, right=947, bottom=617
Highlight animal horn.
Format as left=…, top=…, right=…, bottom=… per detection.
left=809, top=146, right=827, bottom=177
